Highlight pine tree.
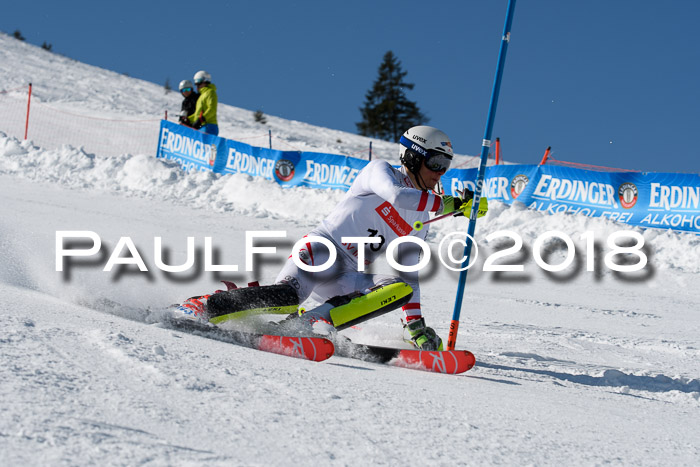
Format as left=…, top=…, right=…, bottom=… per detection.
left=254, top=110, right=267, bottom=124
left=13, top=30, right=25, bottom=41
left=356, top=51, right=428, bottom=142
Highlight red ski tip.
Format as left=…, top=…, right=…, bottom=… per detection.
left=257, top=335, right=335, bottom=362
left=394, top=349, right=476, bottom=374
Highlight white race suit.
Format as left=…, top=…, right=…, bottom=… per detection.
left=275, top=160, right=445, bottom=321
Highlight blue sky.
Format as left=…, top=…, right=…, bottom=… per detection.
left=2, top=0, right=698, bottom=173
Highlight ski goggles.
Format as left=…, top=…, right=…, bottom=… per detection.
left=181, top=87, right=193, bottom=93
left=399, top=136, right=453, bottom=172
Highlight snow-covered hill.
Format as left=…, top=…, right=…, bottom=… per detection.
left=0, top=31, right=480, bottom=164
left=1, top=33, right=699, bottom=466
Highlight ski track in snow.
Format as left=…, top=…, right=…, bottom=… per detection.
left=1, top=32, right=699, bottom=465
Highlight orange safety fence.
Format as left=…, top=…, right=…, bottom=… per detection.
left=538, top=144, right=640, bottom=172
left=1, top=84, right=377, bottom=160
left=238, top=129, right=371, bottom=159
left=546, top=156, right=640, bottom=173
left=0, top=84, right=161, bottom=157
left=0, top=86, right=29, bottom=142
left=0, top=86, right=28, bottom=94
left=232, top=132, right=269, bottom=147
left=344, top=148, right=372, bottom=159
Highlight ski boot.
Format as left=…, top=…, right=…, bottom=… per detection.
left=404, top=317, right=444, bottom=351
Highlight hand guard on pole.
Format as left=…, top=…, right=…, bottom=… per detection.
left=440, top=189, right=489, bottom=218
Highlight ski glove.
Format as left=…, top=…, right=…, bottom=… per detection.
left=192, top=113, right=207, bottom=130
left=405, top=317, right=444, bottom=351
left=440, top=189, right=489, bottom=218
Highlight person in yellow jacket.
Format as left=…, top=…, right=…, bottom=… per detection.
left=188, top=70, right=219, bottom=135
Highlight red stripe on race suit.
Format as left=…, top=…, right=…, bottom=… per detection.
left=431, top=194, right=442, bottom=212
left=306, top=241, right=314, bottom=265
left=417, top=192, right=428, bottom=211
left=287, top=235, right=314, bottom=265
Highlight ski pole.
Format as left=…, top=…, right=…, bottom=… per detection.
left=413, top=212, right=457, bottom=231
left=414, top=196, right=489, bottom=231
left=447, top=0, right=517, bottom=351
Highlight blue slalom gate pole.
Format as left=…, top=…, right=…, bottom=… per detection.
left=447, top=0, right=517, bottom=350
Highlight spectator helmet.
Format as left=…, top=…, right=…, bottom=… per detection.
left=179, top=80, right=193, bottom=92
left=193, top=70, right=212, bottom=85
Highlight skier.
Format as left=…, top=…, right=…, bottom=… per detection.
left=178, top=79, right=199, bottom=126
left=199, top=125, right=488, bottom=351
left=188, top=70, right=219, bottom=135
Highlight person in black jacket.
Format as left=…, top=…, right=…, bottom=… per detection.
left=178, top=79, right=199, bottom=126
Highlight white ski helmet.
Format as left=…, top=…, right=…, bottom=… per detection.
left=179, top=79, right=193, bottom=91
left=193, top=70, right=211, bottom=85
left=399, top=125, right=454, bottom=174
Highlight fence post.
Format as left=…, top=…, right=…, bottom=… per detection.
left=24, top=83, right=32, bottom=140
left=539, top=146, right=551, bottom=165
left=164, top=110, right=168, bottom=121
left=494, top=137, right=501, bottom=165
left=369, top=141, right=372, bottom=161
left=269, top=130, right=272, bottom=149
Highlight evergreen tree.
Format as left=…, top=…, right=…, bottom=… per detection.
left=254, top=110, right=267, bottom=124
left=356, top=51, right=428, bottom=142
left=164, top=78, right=172, bottom=94
left=13, top=30, right=25, bottom=41
left=41, top=41, right=52, bottom=51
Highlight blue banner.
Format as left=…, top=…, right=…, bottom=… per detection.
left=157, top=120, right=370, bottom=190
left=156, top=121, right=226, bottom=172
left=219, top=138, right=280, bottom=180
left=444, top=165, right=540, bottom=203
left=445, top=163, right=700, bottom=234
left=518, top=166, right=700, bottom=234
left=285, top=151, right=369, bottom=190
left=155, top=121, right=699, bottom=234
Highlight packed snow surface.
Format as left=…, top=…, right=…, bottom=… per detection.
left=1, top=33, right=699, bottom=465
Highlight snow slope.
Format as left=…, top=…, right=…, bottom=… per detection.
left=1, top=33, right=699, bottom=466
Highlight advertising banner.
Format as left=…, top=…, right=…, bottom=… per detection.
left=156, top=120, right=699, bottom=233
left=285, top=151, right=369, bottom=190
left=518, top=166, right=700, bottom=234
left=443, top=164, right=699, bottom=234
left=219, top=138, right=280, bottom=180
left=444, top=164, right=540, bottom=203
left=157, top=120, right=370, bottom=190
left=156, top=120, right=226, bottom=172
left=220, top=138, right=369, bottom=190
